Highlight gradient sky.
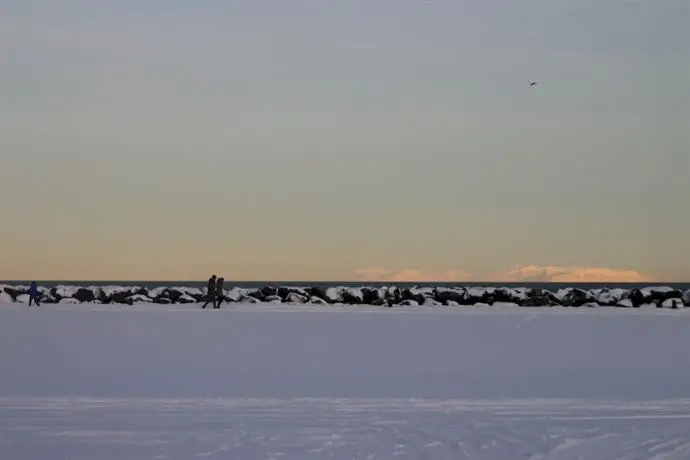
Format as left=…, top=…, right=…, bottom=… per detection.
left=1, top=0, right=688, bottom=281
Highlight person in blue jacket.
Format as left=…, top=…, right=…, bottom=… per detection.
left=28, top=281, right=41, bottom=307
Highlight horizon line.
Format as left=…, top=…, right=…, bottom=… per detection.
left=1, top=279, right=688, bottom=285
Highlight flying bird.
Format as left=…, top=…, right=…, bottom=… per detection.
left=529, top=81, right=538, bottom=87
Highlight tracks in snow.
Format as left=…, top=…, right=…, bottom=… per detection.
left=1, top=397, right=690, bottom=459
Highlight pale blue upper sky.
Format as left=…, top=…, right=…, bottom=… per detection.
left=1, top=0, right=688, bottom=281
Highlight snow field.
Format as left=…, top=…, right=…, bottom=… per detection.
left=1, top=302, right=689, bottom=459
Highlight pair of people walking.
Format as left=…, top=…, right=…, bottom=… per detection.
left=201, top=275, right=225, bottom=309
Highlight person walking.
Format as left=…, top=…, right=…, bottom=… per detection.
left=214, top=277, right=225, bottom=308
left=201, top=275, right=217, bottom=309
left=28, top=281, right=41, bottom=307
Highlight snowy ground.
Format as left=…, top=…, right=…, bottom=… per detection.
left=1, top=303, right=689, bottom=459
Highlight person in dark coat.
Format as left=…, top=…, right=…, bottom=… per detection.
left=201, top=275, right=217, bottom=309
left=28, top=281, right=41, bottom=307
left=214, top=277, right=225, bottom=309
left=630, top=288, right=644, bottom=308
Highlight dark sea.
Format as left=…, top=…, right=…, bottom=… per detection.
left=2, top=280, right=689, bottom=291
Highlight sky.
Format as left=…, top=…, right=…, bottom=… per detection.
left=1, top=0, right=688, bottom=282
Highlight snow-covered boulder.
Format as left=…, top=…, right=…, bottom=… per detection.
left=0, top=292, right=14, bottom=304
left=466, top=287, right=494, bottom=304
left=73, top=288, right=96, bottom=303
left=126, top=294, right=152, bottom=305
left=616, top=299, right=634, bottom=308
left=660, top=298, right=684, bottom=309
left=593, top=288, right=626, bottom=306
left=324, top=287, right=343, bottom=303
left=15, top=294, right=30, bottom=304
left=177, top=294, right=197, bottom=304
left=58, top=297, right=80, bottom=304
left=557, top=288, right=595, bottom=307
left=361, top=287, right=385, bottom=305
left=422, top=297, right=441, bottom=307
left=239, top=295, right=259, bottom=304
left=492, top=288, right=525, bottom=305
left=434, top=287, right=465, bottom=305
left=341, top=288, right=363, bottom=304
left=398, top=299, right=419, bottom=307
left=521, top=288, right=557, bottom=307
left=285, top=292, right=308, bottom=304
left=52, top=285, right=79, bottom=299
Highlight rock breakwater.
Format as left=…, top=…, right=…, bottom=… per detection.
left=1, top=284, right=688, bottom=309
